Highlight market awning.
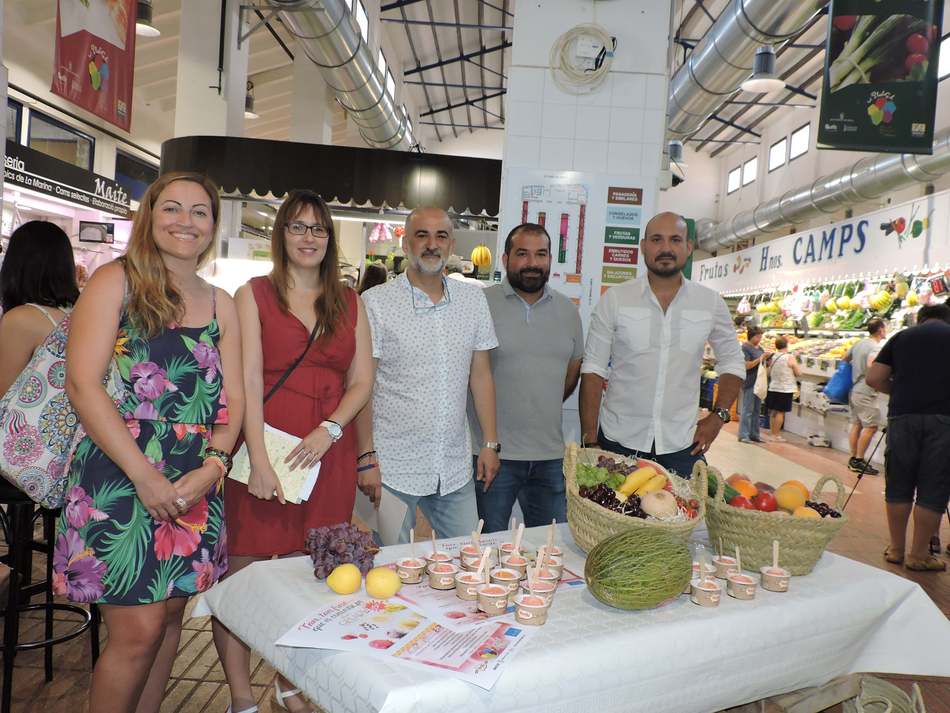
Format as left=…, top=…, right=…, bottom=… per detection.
left=160, top=136, right=502, bottom=216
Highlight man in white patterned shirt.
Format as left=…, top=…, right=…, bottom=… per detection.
left=359, top=208, right=501, bottom=543
left=580, top=212, right=745, bottom=477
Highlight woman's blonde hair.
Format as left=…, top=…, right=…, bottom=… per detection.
left=269, top=190, right=348, bottom=337
left=120, top=172, right=220, bottom=338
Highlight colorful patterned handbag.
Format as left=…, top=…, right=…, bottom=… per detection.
left=0, top=311, right=124, bottom=508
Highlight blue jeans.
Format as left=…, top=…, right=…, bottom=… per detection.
left=385, top=478, right=479, bottom=544
left=597, top=430, right=704, bottom=479
left=738, top=386, right=762, bottom=441
left=473, top=457, right=567, bottom=534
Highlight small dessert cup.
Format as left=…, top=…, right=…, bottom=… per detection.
left=477, top=583, right=509, bottom=616
left=684, top=561, right=717, bottom=593
left=519, top=579, right=557, bottom=606
left=497, top=542, right=517, bottom=560
left=690, top=579, right=721, bottom=607
left=760, top=566, right=791, bottom=592
left=424, top=551, right=453, bottom=573
left=490, top=567, right=521, bottom=602
left=514, top=593, right=549, bottom=626
left=537, top=544, right=563, bottom=560
left=712, top=555, right=738, bottom=579
left=727, top=572, right=757, bottom=600
left=396, top=557, right=426, bottom=584
left=500, top=554, right=529, bottom=579
left=428, top=562, right=458, bottom=590
left=455, top=571, right=482, bottom=601
left=458, top=544, right=487, bottom=571
left=535, top=553, right=564, bottom=580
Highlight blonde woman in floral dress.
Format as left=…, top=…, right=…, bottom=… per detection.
left=53, top=172, right=244, bottom=713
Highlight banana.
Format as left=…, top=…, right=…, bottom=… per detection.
left=617, top=467, right=657, bottom=496
left=635, top=473, right=668, bottom=496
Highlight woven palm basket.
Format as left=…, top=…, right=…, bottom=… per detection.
left=563, top=443, right=705, bottom=553
left=702, top=462, right=847, bottom=575
left=843, top=677, right=926, bottom=713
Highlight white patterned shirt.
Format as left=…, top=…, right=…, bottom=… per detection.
left=582, top=275, right=745, bottom=454
left=363, top=273, right=498, bottom=496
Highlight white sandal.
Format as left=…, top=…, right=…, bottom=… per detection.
left=275, top=679, right=316, bottom=712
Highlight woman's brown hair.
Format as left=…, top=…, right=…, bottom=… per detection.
left=270, top=190, right=348, bottom=336
left=120, top=172, right=220, bottom=338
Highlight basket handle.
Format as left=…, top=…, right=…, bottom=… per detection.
left=701, top=462, right=730, bottom=507
left=563, top=442, right=579, bottom=490
left=856, top=696, right=893, bottom=713
left=810, top=474, right=846, bottom=510
left=911, top=683, right=927, bottom=713
left=691, top=460, right=710, bottom=500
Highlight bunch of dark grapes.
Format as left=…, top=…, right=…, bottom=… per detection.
left=579, top=484, right=646, bottom=518
left=804, top=500, right=842, bottom=518
left=596, top=456, right=636, bottom=476
left=306, top=523, right=379, bottom=579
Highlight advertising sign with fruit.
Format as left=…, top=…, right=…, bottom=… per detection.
left=51, top=0, right=136, bottom=131
left=818, top=0, right=944, bottom=154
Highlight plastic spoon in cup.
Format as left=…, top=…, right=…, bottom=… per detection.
left=699, top=546, right=712, bottom=587
left=513, top=523, right=525, bottom=557
left=430, top=531, right=437, bottom=556
left=509, top=516, right=516, bottom=545
left=718, top=536, right=724, bottom=559
left=410, top=528, right=416, bottom=560
left=545, top=519, right=555, bottom=560
left=735, top=545, right=742, bottom=574
left=772, top=540, right=779, bottom=570
left=476, top=546, right=491, bottom=580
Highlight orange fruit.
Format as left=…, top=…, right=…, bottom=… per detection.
left=792, top=505, right=821, bottom=519
left=781, top=480, right=810, bottom=500
left=732, top=479, right=758, bottom=500
left=775, top=485, right=807, bottom=513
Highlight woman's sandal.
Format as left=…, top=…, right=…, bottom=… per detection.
left=883, top=546, right=903, bottom=565
left=905, top=554, right=947, bottom=572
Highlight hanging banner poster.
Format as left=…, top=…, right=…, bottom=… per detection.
left=818, top=0, right=944, bottom=154
left=52, top=0, right=136, bottom=131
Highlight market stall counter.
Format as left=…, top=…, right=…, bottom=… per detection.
left=200, top=524, right=950, bottom=713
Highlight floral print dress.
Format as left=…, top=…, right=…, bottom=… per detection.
left=53, top=300, right=228, bottom=605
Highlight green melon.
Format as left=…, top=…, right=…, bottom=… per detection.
left=584, top=529, right=691, bottom=610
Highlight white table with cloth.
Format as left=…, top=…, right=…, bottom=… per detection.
left=201, top=524, right=950, bottom=713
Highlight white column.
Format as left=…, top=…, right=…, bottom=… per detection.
left=289, top=52, right=332, bottom=145
left=174, top=0, right=248, bottom=257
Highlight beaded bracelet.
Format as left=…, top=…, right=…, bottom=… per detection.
left=357, top=463, right=378, bottom=473
left=204, top=455, right=227, bottom=479
left=204, top=447, right=234, bottom=474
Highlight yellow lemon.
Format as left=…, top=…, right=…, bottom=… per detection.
left=775, top=485, right=806, bottom=513
left=365, top=567, right=402, bottom=599
left=326, top=563, right=362, bottom=594
left=792, top=505, right=821, bottom=519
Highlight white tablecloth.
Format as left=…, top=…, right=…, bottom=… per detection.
left=201, top=525, right=950, bottom=713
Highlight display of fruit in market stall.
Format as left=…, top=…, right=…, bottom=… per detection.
left=728, top=495, right=756, bottom=510
left=732, top=479, right=758, bottom=500
left=751, top=492, right=778, bottom=512
left=782, top=480, right=810, bottom=500
left=640, top=490, right=678, bottom=519
left=775, top=484, right=807, bottom=513
left=584, top=528, right=691, bottom=610
left=576, top=457, right=697, bottom=521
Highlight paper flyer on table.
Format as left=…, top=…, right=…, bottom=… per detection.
left=275, top=597, right=530, bottom=689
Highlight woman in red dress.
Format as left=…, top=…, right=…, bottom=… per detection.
left=214, top=190, right=375, bottom=713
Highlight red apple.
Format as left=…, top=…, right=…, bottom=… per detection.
left=729, top=495, right=756, bottom=510
left=752, top=492, right=778, bottom=512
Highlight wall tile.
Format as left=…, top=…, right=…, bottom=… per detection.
left=641, top=143, right=663, bottom=178
left=539, top=137, right=575, bottom=170
left=504, top=136, right=541, bottom=168
left=609, top=107, right=644, bottom=142
left=611, top=73, right=646, bottom=108
left=573, top=139, right=608, bottom=172
left=606, top=141, right=642, bottom=174
left=508, top=67, right=545, bottom=104
left=644, top=74, right=668, bottom=110
left=641, top=108, right=667, bottom=145
left=574, top=105, right=609, bottom=141
left=543, top=70, right=579, bottom=106
left=542, top=104, right=578, bottom=139
left=586, top=74, right=613, bottom=108
left=507, top=100, right=543, bottom=137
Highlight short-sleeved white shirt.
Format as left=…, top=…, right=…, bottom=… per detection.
left=362, top=273, right=498, bottom=496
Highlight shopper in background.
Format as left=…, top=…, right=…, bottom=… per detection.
left=359, top=207, right=499, bottom=543
left=580, top=211, right=745, bottom=477
left=446, top=254, right=487, bottom=288
left=0, top=221, right=79, bottom=394
left=845, top=318, right=886, bottom=474
left=738, top=325, right=770, bottom=443
left=469, top=223, right=583, bottom=532
left=358, top=262, right=388, bottom=294
left=866, top=303, right=950, bottom=572
left=57, top=173, right=244, bottom=713
left=764, top=336, right=800, bottom=442
left=216, top=190, right=374, bottom=713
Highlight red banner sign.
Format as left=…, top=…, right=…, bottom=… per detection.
left=51, top=0, right=136, bottom=131
left=603, top=245, right=638, bottom=265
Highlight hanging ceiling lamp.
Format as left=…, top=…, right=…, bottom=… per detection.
left=740, top=46, right=784, bottom=94
left=135, top=1, right=161, bottom=38
left=244, top=81, right=259, bottom=120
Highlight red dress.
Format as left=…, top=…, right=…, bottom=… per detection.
left=226, top=276, right=358, bottom=556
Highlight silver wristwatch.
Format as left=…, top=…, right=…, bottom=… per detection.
left=320, top=420, right=343, bottom=442
left=483, top=441, right=501, bottom=453
left=713, top=407, right=731, bottom=424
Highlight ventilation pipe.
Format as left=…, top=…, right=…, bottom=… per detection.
left=699, top=128, right=950, bottom=251
left=667, top=0, right=829, bottom=140
left=265, top=0, right=409, bottom=149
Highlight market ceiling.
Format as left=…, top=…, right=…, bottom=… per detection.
left=160, top=135, right=502, bottom=216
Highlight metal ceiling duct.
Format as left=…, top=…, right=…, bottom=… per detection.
left=667, top=0, right=828, bottom=140
left=265, top=0, right=409, bottom=149
left=699, top=129, right=950, bottom=251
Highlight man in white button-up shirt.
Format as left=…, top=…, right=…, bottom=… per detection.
left=579, top=212, right=745, bottom=477
left=359, top=208, right=501, bottom=543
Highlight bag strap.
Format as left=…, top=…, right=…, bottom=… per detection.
left=263, top=323, right=320, bottom=403
left=26, top=303, right=66, bottom=328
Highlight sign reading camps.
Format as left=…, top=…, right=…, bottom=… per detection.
left=694, top=189, right=950, bottom=294
left=818, top=0, right=944, bottom=154
left=52, top=0, right=136, bottom=131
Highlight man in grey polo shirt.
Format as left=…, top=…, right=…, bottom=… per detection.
left=469, top=223, right=584, bottom=532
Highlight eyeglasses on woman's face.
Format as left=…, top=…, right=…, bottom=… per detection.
left=286, top=222, right=329, bottom=238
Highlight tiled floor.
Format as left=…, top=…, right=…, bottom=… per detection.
left=5, top=427, right=948, bottom=712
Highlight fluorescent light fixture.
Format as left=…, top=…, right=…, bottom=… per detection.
left=335, top=215, right=406, bottom=225
left=135, top=1, right=161, bottom=37
left=741, top=46, right=784, bottom=94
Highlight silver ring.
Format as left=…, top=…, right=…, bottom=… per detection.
left=174, top=496, right=187, bottom=512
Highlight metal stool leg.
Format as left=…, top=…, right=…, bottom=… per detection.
left=2, top=503, right=31, bottom=713
left=90, top=603, right=101, bottom=663
left=43, top=511, right=54, bottom=682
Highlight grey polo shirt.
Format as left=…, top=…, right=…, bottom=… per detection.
left=468, top=279, right=584, bottom=460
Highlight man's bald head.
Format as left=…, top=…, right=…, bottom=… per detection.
left=644, top=211, right=688, bottom=239
left=404, top=207, right=454, bottom=276
left=641, top=211, right=692, bottom=278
